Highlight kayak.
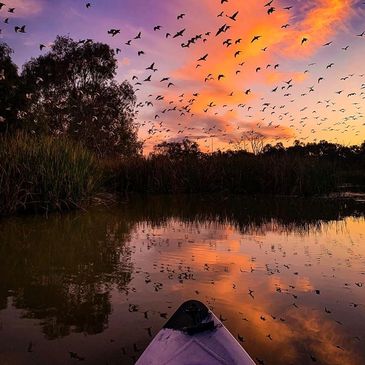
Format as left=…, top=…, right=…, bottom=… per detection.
left=136, top=300, right=256, bottom=365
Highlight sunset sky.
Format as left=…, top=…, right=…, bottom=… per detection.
left=1, top=0, right=365, bottom=152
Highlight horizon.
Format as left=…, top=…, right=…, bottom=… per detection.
left=1, top=0, right=365, bottom=153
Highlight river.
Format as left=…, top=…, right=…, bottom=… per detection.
left=0, top=195, right=364, bottom=365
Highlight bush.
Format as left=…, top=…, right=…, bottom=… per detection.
left=0, top=133, right=101, bottom=215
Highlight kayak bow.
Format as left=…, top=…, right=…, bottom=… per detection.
left=136, top=300, right=256, bottom=365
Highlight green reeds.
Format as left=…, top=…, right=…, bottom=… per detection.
left=0, top=132, right=101, bottom=215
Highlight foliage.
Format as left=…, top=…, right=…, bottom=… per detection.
left=0, top=132, right=101, bottom=215
left=106, top=139, right=365, bottom=196
left=19, top=36, right=141, bottom=157
left=0, top=43, right=23, bottom=133
left=152, top=138, right=201, bottom=159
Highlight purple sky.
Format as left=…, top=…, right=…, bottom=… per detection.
left=1, top=0, right=365, bottom=152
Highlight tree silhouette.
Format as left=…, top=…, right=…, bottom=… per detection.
left=21, top=36, right=141, bottom=157
left=0, top=43, right=22, bottom=134
left=153, top=138, right=200, bottom=159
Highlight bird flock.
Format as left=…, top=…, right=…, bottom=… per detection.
left=2, top=0, right=365, bottom=151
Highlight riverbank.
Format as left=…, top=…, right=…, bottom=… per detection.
left=1, top=133, right=365, bottom=217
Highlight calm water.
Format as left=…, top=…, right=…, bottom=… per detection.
left=0, top=196, right=364, bottom=365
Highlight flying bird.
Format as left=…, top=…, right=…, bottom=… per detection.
left=146, top=62, right=156, bottom=71
left=107, top=28, right=120, bottom=36
left=14, top=25, right=26, bottom=33
left=227, top=11, right=239, bottom=21
left=216, top=24, right=228, bottom=36
left=198, top=54, right=208, bottom=61
left=173, top=29, right=186, bottom=38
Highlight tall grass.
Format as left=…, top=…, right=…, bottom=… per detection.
left=108, top=152, right=338, bottom=196
left=0, top=132, right=101, bottom=215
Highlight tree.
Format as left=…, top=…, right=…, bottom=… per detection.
left=263, top=142, right=285, bottom=155
left=360, top=141, right=365, bottom=155
left=21, top=36, right=141, bottom=157
left=0, top=43, right=22, bottom=134
left=153, top=138, right=200, bottom=159
left=242, top=130, right=265, bottom=155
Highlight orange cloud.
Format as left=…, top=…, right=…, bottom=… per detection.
left=281, top=0, right=353, bottom=57
left=132, top=0, right=361, bottom=151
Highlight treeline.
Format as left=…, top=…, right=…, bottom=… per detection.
left=3, top=134, right=364, bottom=216
left=107, top=139, right=365, bottom=196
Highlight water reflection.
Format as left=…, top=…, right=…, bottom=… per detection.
left=0, top=195, right=364, bottom=365
left=0, top=211, right=133, bottom=339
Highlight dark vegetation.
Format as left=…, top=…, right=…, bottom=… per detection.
left=107, top=138, right=365, bottom=196
left=1, top=37, right=365, bottom=216
left=0, top=132, right=101, bottom=215
left=1, top=36, right=140, bottom=156
left=0, top=37, right=138, bottom=215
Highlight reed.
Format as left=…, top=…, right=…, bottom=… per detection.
left=0, top=132, right=101, bottom=215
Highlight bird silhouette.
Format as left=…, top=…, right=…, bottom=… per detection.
left=14, top=25, right=26, bottom=33
left=227, top=11, right=239, bottom=21
left=173, top=29, right=186, bottom=38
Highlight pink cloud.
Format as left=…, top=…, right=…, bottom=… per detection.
left=5, top=0, right=43, bottom=17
